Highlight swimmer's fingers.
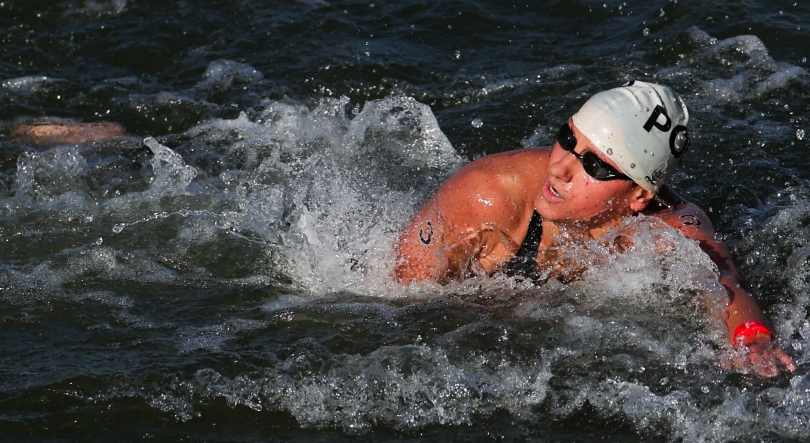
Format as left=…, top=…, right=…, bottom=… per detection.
left=769, top=342, right=796, bottom=372
left=721, top=341, right=796, bottom=377
left=746, top=343, right=778, bottom=378
left=720, top=349, right=755, bottom=374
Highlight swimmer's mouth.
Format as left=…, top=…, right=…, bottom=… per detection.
left=542, top=180, right=564, bottom=202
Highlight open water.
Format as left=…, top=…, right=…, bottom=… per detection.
left=2, top=1, right=810, bottom=441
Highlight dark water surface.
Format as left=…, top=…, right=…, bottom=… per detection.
left=2, top=1, right=810, bottom=441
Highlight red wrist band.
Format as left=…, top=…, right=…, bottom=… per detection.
left=732, top=320, right=772, bottom=346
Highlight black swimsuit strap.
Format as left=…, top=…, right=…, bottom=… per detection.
left=505, top=210, right=543, bottom=278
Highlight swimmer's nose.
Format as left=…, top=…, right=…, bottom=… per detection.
left=549, top=145, right=577, bottom=182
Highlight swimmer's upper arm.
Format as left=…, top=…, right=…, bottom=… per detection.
left=658, top=201, right=739, bottom=276
left=394, top=163, right=527, bottom=284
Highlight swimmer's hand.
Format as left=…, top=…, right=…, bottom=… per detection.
left=723, top=338, right=796, bottom=378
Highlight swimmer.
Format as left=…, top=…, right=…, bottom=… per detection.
left=10, top=119, right=127, bottom=145
left=394, top=81, right=796, bottom=377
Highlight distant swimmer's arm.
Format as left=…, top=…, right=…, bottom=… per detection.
left=394, top=165, right=524, bottom=284
left=657, top=196, right=796, bottom=376
left=12, top=120, right=126, bottom=145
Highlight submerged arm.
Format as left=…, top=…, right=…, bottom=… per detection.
left=656, top=187, right=795, bottom=376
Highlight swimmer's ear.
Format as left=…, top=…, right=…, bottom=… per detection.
left=628, top=186, right=655, bottom=212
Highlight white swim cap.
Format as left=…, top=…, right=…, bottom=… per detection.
left=571, top=81, right=690, bottom=193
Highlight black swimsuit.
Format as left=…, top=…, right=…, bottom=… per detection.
left=505, top=211, right=543, bottom=279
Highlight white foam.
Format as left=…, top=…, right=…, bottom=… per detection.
left=143, top=137, right=198, bottom=196
left=197, top=59, right=264, bottom=91
left=176, top=96, right=462, bottom=295
left=13, top=146, right=90, bottom=205
left=176, top=318, right=268, bottom=353
left=669, top=27, right=808, bottom=104
left=1, top=75, right=63, bottom=92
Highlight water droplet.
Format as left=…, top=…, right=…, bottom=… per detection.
left=471, top=118, right=483, bottom=128
left=643, top=28, right=650, bottom=36
left=454, top=50, right=461, bottom=59
left=659, top=8, right=665, bottom=17
left=803, top=57, right=807, bottom=63
left=630, top=163, right=636, bottom=168
left=112, top=224, right=125, bottom=234
left=701, top=386, right=710, bottom=393
left=709, top=37, right=717, bottom=45
left=797, top=128, right=805, bottom=140
left=606, top=148, right=613, bottom=155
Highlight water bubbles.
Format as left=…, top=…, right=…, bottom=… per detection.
left=112, top=224, right=125, bottom=234
left=701, top=386, right=710, bottom=393
left=643, top=28, right=650, bottom=36
left=471, top=118, right=483, bottom=128
left=630, top=163, right=636, bottom=168
left=709, top=37, right=717, bottom=45
left=606, top=148, right=613, bottom=155
left=797, top=129, right=805, bottom=140
left=454, top=50, right=461, bottom=59
left=659, top=8, right=665, bottom=17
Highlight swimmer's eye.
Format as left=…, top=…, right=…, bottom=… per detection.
left=556, top=123, right=631, bottom=181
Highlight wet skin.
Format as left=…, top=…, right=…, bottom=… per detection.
left=11, top=120, right=127, bottom=145
left=395, top=120, right=796, bottom=377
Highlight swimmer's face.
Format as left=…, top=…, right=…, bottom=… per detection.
left=535, top=119, right=651, bottom=224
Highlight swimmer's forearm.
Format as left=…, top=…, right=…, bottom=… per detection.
left=720, top=274, right=773, bottom=341
left=663, top=202, right=776, bottom=343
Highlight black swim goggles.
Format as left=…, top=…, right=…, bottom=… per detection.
left=556, top=122, right=631, bottom=181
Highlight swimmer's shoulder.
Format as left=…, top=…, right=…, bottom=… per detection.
left=644, top=185, right=715, bottom=237
left=437, top=149, right=548, bottom=213
left=455, top=148, right=550, bottom=179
